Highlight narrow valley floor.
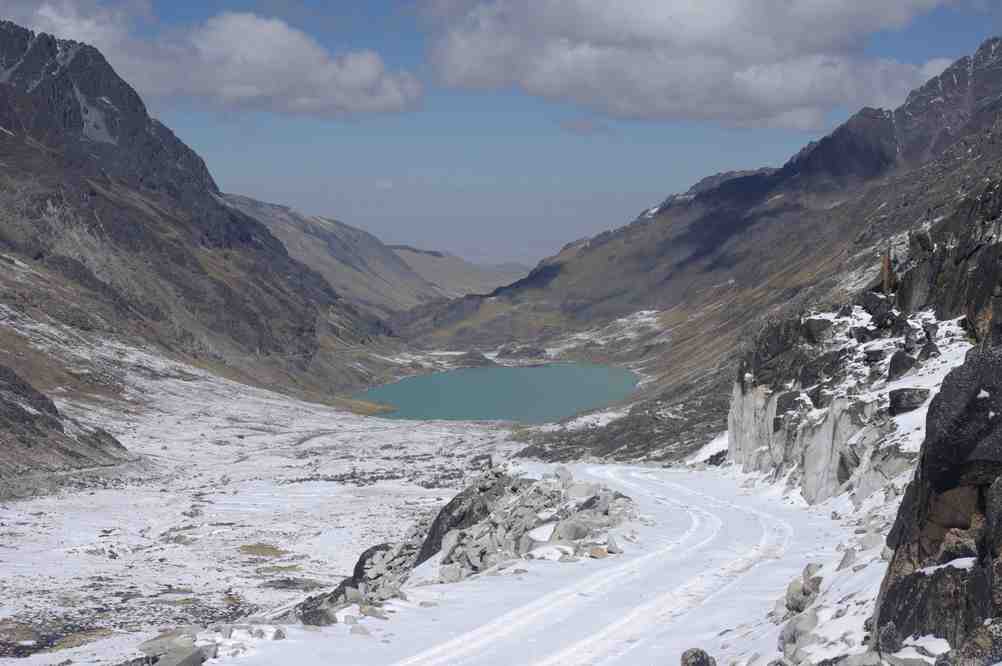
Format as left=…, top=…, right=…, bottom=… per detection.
left=0, top=343, right=862, bottom=665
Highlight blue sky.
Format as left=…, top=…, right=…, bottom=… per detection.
left=10, top=1, right=1002, bottom=263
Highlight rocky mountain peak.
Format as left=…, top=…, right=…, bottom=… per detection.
left=0, top=20, right=217, bottom=196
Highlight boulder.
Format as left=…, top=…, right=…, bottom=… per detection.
left=416, top=470, right=529, bottom=566
left=920, top=341, right=942, bottom=361
left=889, top=388, right=931, bottom=416
left=887, top=351, right=917, bottom=381
left=681, top=648, right=718, bottom=666
left=858, top=292, right=894, bottom=322
left=853, top=327, right=879, bottom=343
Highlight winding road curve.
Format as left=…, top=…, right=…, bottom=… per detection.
left=393, top=465, right=799, bottom=666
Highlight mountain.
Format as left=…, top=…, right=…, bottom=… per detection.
left=397, top=36, right=1002, bottom=460
left=0, top=20, right=391, bottom=403
left=224, top=195, right=445, bottom=320
left=390, top=245, right=530, bottom=298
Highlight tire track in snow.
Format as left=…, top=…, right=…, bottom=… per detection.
left=530, top=468, right=794, bottom=666
left=392, top=491, right=718, bottom=666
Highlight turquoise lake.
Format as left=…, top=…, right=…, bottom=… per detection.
left=359, top=363, right=638, bottom=424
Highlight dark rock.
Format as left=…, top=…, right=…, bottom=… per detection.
left=706, top=450, right=728, bottom=466
left=924, top=323, right=940, bottom=342
left=877, top=349, right=1002, bottom=649
left=877, top=312, right=900, bottom=330
left=858, top=291, right=894, bottom=323
left=912, top=229, right=934, bottom=255
left=878, top=621, right=903, bottom=654
left=802, top=317, right=835, bottom=345
left=853, top=327, right=879, bottom=343
left=864, top=348, right=888, bottom=364
left=800, top=349, right=849, bottom=390
left=940, top=621, right=1002, bottom=666
left=741, top=319, right=811, bottom=391
left=877, top=560, right=991, bottom=647
left=681, top=648, right=718, bottom=666
left=916, top=351, right=1002, bottom=492
left=920, top=341, right=942, bottom=361
left=887, top=351, right=917, bottom=381
left=889, top=388, right=931, bottom=416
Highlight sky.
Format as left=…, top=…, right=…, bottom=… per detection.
left=4, top=1, right=1002, bottom=264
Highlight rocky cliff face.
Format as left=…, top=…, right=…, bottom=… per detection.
left=0, top=20, right=388, bottom=402
left=727, top=171, right=1002, bottom=508
left=728, top=299, right=969, bottom=505
left=869, top=175, right=1002, bottom=662
left=738, top=172, right=1002, bottom=664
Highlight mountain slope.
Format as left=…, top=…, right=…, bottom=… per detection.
left=0, top=363, right=130, bottom=497
left=0, top=20, right=391, bottom=404
left=390, top=245, right=529, bottom=298
left=224, top=195, right=445, bottom=320
left=396, top=36, right=1002, bottom=460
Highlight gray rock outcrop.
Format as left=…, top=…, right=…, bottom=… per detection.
left=292, top=466, right=633, bottom=625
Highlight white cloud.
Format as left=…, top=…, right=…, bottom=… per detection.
left=425, top=0, right=963, bottom=129
left=5, top=1, right=421, bottom=118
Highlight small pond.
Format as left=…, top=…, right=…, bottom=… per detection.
left=358, top=363, right=638, bottom=424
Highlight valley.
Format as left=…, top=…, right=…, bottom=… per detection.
left=4, top=11, right=1002, bottom=666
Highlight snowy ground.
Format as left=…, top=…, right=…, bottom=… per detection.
left=0, top=346, right=865, bottom=666
left=0, top=352, right=513, bottom=664
left=206, top=464, right=847, bottom=666
left=0, top=303, right=931, bottom=665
